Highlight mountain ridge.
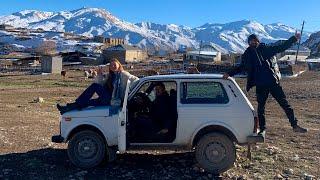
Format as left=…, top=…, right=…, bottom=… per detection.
left=0, top=8, right=312, bottom=53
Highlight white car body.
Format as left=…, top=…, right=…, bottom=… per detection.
left=54, top=74, right=259, bottom=149
left=52, top=74, right=263, bottom=172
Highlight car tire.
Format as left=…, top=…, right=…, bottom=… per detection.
left=68, top=130, right=106, bottom=168
left=195, top=132, right=236, bottom=174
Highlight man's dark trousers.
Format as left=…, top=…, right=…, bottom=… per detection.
left=256, top=83, right=297, bottom=130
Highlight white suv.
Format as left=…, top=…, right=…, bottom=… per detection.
left=52, top=74, right=264, bottom=174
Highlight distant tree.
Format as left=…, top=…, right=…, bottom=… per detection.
left=35, top=40, right=57, bottom=55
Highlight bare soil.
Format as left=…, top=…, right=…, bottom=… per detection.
left=0, top=71, right=319, bottom=179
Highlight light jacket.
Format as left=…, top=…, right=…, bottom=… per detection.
left=94, top=70, right=139, bottom=102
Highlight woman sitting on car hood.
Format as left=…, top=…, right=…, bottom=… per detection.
left=57, top=58, right=139, bottom=114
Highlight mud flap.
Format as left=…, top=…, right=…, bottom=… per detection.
left=107, top=147, right=117, bottom=162
left=246, top=133, right=265, bottom=160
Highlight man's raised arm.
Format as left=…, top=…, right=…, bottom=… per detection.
left=266, top=32, right=300, bottom=57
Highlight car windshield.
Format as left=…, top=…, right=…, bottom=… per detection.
left=129, top=78, right=140, bottom=91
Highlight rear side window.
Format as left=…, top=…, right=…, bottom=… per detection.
left=181, top=82, right=229, bottom=104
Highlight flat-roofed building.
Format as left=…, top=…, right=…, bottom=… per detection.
left=102, top=44, right=147, bottom=64
left=276, top=44, right=311, bottom=61
left=93, top=36, right=124, bottom=47
left=184, top=45, right=221, bottom=65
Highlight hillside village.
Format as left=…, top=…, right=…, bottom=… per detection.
left=0, top=8, right=319, bottom=77
left=0, top=21, right=320, bottom=77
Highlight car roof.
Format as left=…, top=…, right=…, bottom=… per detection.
left=140, top=73, right=224, bottom=80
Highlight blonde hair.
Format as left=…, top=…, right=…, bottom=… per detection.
left=109, top=58, right=124, bottom=72
left=106, top=58, right=124, bottom=90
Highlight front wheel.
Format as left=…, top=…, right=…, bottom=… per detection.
left=195, top=132, right=236, bottom=174
left=67, top=130, right=106, bottom=168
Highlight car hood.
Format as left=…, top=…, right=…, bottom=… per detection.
left=62, top=106, right=111, bottom=118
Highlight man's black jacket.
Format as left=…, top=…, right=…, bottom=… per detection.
left=151, top=92, right=176, bottom=131
left=228, top=36, right=298, bottom=91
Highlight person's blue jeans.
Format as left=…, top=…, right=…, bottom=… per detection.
left=75, top=83, right=111, bottom=108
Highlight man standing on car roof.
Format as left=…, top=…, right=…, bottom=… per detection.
left=223, top=33, right=307, bottom=135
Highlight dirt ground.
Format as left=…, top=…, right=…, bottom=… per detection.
left=0, top=70, right=319, bottom=179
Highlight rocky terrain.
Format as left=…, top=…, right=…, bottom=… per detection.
left=0, top=71, right=319, bottom=179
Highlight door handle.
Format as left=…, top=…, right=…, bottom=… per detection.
left=120, top=121, right=125, bottom=126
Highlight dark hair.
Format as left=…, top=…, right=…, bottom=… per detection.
left=154, top=82, right=166, bottom=90
left=247, top=34, right=259, bottom=44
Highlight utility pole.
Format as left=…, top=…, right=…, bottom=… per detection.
left=197, top=40, right=202, bottom=65
left=295, top=20, right=305, bottom=63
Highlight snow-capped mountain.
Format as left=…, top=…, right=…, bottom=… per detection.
left=303, top=31, right=320, bottom=57
left=0, top=8, right=312, bottom=53
left=193, top=20, right=310, bottom=53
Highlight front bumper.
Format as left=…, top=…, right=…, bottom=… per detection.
left=247, top=133, right=265, bottom=143
left=52, top=135, right=64, bottom=143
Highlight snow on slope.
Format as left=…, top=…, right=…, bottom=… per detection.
left=0, top=30, right=44, bottom=48
left=193, top=20, right=310, bottom=53
left=0, top=8, right=312, bottom=53
left=0, top=10, right=53, bottom=28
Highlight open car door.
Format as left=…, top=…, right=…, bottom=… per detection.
left=117, top=79, right=131, bottom=153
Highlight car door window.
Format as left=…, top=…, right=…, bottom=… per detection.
left=181, top=82, right=229, bottom=104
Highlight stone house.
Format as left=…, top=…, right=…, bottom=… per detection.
left=184, top=45, right=221, bottom=65
left=101, top=44, right=148, bottom=64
